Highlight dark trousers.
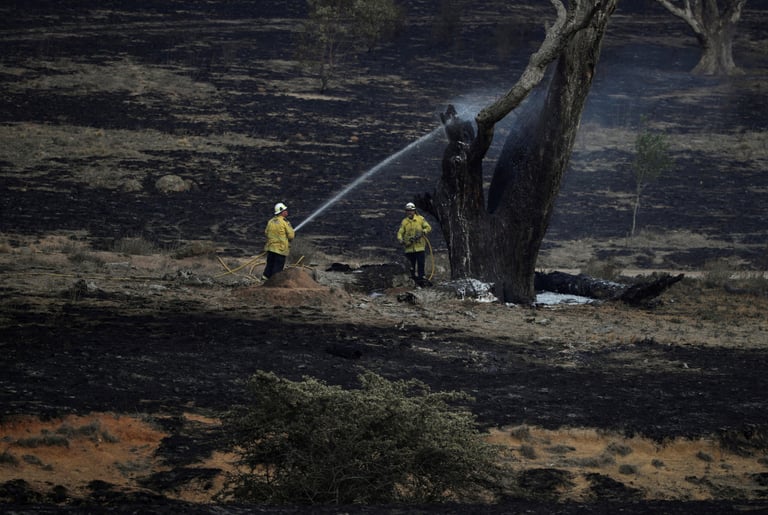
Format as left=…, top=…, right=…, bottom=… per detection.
left=405, top=251, right=426, bottom=280
left=263, top=252, right=286, bottom=278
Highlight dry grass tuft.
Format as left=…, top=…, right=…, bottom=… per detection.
left=582, top=257, right=623, bottom=281
left=113, top=236, right=158, bottom=256
left=171, top=240, right=216, bottom=259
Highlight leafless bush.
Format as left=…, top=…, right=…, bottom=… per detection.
left=56, top=420, right=119, bottom=444
left=113, top=236, right=157, bottom=256
left=702, top=258, right=733, bottom=287
left=16, top=434, right=70, bottom=448
left=701, top=258, right=768, bottom=295
left=66, top=250, right=105, bottom=268
left=0, top=451, right=18, bottom=466
left=519, top=444, right=537, bottom=459
left=171, top=240, right=215, bottom=259
left=289, top=237, right=319, bottom=266
left=582, top=257, right=623, bottom=282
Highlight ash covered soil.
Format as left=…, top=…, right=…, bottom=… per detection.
left=1, top=1, right=768, bottom=513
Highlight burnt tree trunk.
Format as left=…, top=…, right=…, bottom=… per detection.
left=420, top=0, right=618, bottom=305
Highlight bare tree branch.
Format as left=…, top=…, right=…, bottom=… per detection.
left=656, top=0, right=704, bottom=35
left=656, top=0, right=747, bottom=36
left=472, top=0, right=602, bottom=159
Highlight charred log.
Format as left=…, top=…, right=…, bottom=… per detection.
left=534, top=271, right=625, bottom=300
left=618, top=273, right=685, bottom=306
left=534, top=271, right=684, bottom=306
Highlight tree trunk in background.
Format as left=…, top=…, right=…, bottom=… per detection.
left=692, top=17, right=740, bottom=75
left=419, top=0, right=618, bottom=304
left=656, top=0, right=746, bottom=76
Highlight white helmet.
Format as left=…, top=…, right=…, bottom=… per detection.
left=274, top=202, right=288, bottom=215
left=405, top=202, right=416, bottom=210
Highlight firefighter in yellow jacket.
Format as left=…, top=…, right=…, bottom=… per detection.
left=262, top=202, right=294, bottom=280
left=397, top=202, right=432, bottom=284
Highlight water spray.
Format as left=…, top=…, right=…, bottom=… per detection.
left=292, top=101, right=485, bottom=233
left=294, top=125, right=445, bottom=232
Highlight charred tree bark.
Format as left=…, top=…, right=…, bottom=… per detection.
left=423, top=106, right=488, bottom=279
left=420, top=0, right=618, bottom=305
left=656, top=0, right=746, bottom=76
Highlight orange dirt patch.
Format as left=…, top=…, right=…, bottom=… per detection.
left=487, top=426, right=768, bottom=501
left=0, top=413, right=167, bottom=498
left=0, top=412, right=236, bottom=503
left=4, top=412, right=766, bottom=504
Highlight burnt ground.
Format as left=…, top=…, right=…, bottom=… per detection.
left=1, top=284, right=766, bottom=441
left=1, top=255, right=768, bottom=514
left=1, top=1, right=768, bottom=513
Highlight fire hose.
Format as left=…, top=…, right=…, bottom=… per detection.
left=425, top=235, right=435, bottom=281
left=216, top=252, right=310, bottom=278
left=218, top=234, right=435, bottom=282
left=405, top=234, right=435, bottom=282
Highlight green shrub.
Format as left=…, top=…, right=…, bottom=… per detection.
left=220, top=370, right=505, bottom=505
left=630, top=119, right=672, bottom=237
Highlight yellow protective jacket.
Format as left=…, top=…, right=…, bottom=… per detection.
left=264, top=215, right=294, bottom=256
left=397, top=213, right=431, bottom=253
